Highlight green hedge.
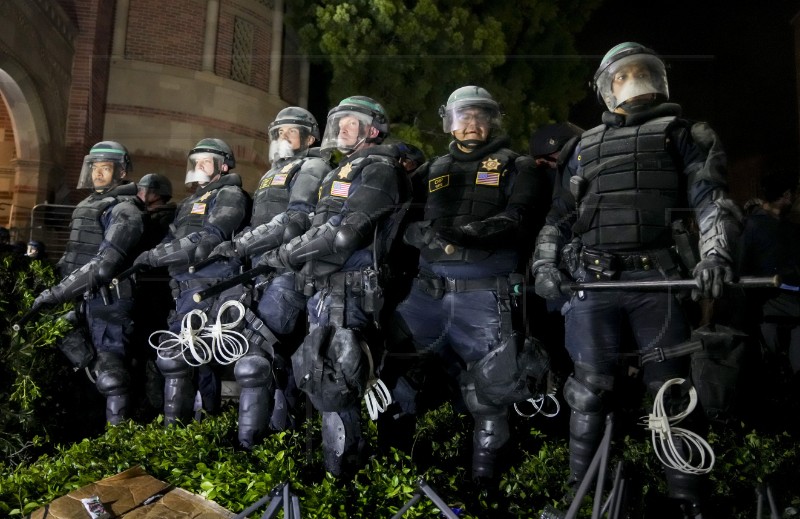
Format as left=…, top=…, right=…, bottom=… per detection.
left=2, top=254, right=799, bottom=518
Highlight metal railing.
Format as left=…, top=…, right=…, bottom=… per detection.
left=26, top=203, right=76, bottom=260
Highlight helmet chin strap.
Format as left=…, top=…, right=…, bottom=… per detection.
left=339, top=135, right=368, bottom=155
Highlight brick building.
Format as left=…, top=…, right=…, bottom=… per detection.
left=0, top=0, right=307, bottom=250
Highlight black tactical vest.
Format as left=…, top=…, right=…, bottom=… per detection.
left=251, top=158, right=304, bottom=227
left=60, top=183, right=140, bottom=275
left=171, top=187, right=220, bottom=240
left=312, top=154, right=398, bottom=228
left=422, top=147, right=518, bottom=262
left=573, top=116, right=685, bottom=250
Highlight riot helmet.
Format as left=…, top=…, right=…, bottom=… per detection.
left=594, top=42, right=669, bottom=113
left=268, top=106, right=320, bottom=162
left=439, top=86, right=502, bottom=149
left=395, top=142, right=426, bottom=172
left=185, top=138, right=235, bottom=186
left=77, top=141, right=132, bottom=191
left=320, top=96, right=389, bottom=157
left=137, top=173, right=173, bottom=204
left=529, top=122, right=584, bottom=159
left=26, top=240, right=46, bottom=259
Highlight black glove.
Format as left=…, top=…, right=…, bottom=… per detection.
left=692, top=255, right=733, bottom=300
left=33, top=288, right=60, bottom=308
left=435, top=226, right=471, bottom=247
left=132, top=250, right=152, bottom=269
left=210, top=241, right=239, bottom=259
left=262, top=246, right=298, bottom=271
left=533, top=264, right=573, bottom=300
left=403, top=221, right=435, bottom=249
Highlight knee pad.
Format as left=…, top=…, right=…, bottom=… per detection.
left=156, top=355, right=192, bottom=379
left=93, top=352, right=129, bottom=396
left=563, top=367, right=613, bottom=414
left=234, top=354, right=273, bottom=388
left=321, top=407, right=362, bottom=476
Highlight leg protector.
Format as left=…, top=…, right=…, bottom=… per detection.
left=461, top=380, right=510, bottom=480
left=563, top=370, right=612, bottom=487
left=93, top=352, right=130, bottom=425
left=106, top=394, right=129, bottom=426
left=321, top=406, right=362, bottom=477
left=234, top=354, right=273, bottom=448
left=156, top=354, right=195, bottom=425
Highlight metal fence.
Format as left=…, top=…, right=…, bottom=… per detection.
left=24, top=203, right=76, bottom=261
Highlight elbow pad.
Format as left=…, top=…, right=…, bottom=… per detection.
left=149, top=233, right=202, bottom=267
left=95, top=248, right=126, bottom=284
left=333, top=212, right=372, bottom=254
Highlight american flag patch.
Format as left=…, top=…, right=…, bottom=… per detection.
left=271, top=173, right=288, bottom=186
left=191, top=202, right=207, bottom=214
left=475, top=171, right=500, bottom=186
left=331, top=181, right=351, bottom=197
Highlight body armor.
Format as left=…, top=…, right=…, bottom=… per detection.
left=60, top=182, right=141, bottom=275
left=572, top=116, right=687, bottom=250
left=252, top=158, right=304, bottom=227
left=421, top=144, right=519, bottom=263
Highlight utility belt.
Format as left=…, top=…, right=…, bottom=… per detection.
left=169, top=277, right=217, bottom=299
left=581, top=247, right=676, bottom=281
left=325, top=267, right=384, bottom=315
left=88, top=277, right=134, bottom=305
left=413, top=271, right=511, bottom=300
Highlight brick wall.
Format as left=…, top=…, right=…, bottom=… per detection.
left=218, top=0, right=272, bottom=91
left=126, top=0, right=205, bottom=70
left=59, top=0, right=115, bottom=204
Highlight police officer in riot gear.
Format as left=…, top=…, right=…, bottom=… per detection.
left=394, top=86, right=542, bottom=483
left=264, top=96, right=411, bottom=476
left=132, top=173, right=177, bottom=416
left=533, top=43, right=739, bottom=517
left=34, top=141, right=145, bottom=425
left=210, top=107, right=332, bottom=448
left=131, top=138, right=249, bottom=425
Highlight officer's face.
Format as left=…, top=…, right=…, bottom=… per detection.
left=451, top=107, right=490, bottom=144
left=91, top=161, right=117, bottom=190
left=337, top=115, right=362, bottom=148
left=277, top=126, right=303, bottom=151
left=611, top=63, right=652, bottom=97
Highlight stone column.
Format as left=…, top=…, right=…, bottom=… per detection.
left=111, top=0, right=131, bottom=60
left=269, top=0, right=284, bottom=96
left=202, top=0, right=221, bottom=72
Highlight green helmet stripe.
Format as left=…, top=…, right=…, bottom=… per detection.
left=341, top=97, right=384, bottom=114
left=91, top=148, right=125, bottom=154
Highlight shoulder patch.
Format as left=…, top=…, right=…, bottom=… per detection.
left=429, top=174, right=450, bottom=192
left=331, top=181, right=351, bottom=197
left=271, top=173, right=288, bottom=187
left=191, top=202, right=207, bottom=215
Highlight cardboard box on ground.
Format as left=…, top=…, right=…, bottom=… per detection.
left=25, top=466, right=233, bottom=518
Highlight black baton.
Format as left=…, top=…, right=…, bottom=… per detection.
left=192, top=264, right=273, bottom=303
left=188, top=255, right=226, bottom=274
left=567, top=275, right=780, bottom=291
left=12, top=303, right=44, bottom=332
left=111, top=263, right=148, bottom=287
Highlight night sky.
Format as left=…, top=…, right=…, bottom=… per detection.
left=570, top=1, right=800, bottom=201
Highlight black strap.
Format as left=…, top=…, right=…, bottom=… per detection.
left=640, top=340, right=704, bottom=365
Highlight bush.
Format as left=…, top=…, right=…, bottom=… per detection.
left=1, top=255, right=799, bottom=517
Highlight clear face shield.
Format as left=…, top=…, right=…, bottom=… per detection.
left=185, top=152, right=223, bottom=186
left=440, top=103, right=501, bottom=134
left=268, top=124, right=309, bottom=163
left=320, top=111, right=374, bottom=157
left=77, top=158, right=124, bottom=190
left=596, top=54, right=669, bottom=111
